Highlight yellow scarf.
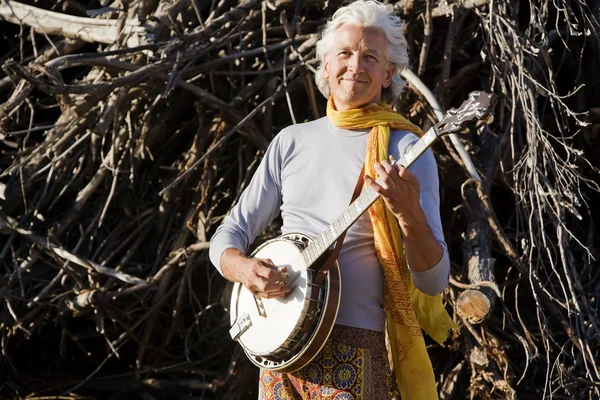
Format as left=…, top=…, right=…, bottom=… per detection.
left=327, top=97, right=457, bottom=400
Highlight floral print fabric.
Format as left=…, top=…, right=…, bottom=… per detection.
left=258, top=325, right=392, bottom=400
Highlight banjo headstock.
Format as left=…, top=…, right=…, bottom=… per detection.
left=434, top=91, right=495, bottom=136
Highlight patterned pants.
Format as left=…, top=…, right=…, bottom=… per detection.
left=258, top=325, right=392, bottom=400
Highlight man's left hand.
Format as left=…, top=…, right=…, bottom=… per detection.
left=364, top=159, right=445, bottom=274
left=364, top=160, right=421, bottom=222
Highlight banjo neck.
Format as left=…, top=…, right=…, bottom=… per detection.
left=302, top=127, right=440, bottom=270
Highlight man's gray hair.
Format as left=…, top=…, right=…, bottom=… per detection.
left=315, top=0, right=409, bottom=105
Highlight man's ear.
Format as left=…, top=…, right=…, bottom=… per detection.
left=383, top=66, right=396, bottom=88
left=323, top=59, right=330, bottom=78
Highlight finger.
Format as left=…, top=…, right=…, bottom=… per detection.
left=374, top=161, right=388, bottom=177
left=374, top=163, right=396, bottom=190
left=263, top=286, right=293, bottom=299
left=254, top=260, right=285, bottom=281
left=280, top=270, right=290, bottom=280
left=252, top=282, right=292, bottom=298
left=384, top=161, right=411, bottom=187
left=261, top=267, right=289, bottom=282
left=365, top=174, right=385, bottom=192
left=379, top=159, right=396, bottom=174
left=396, top=165, right=417, bottom=183
left=261, top=277, right=292, bottom=293
left=277, top=265, right=289, bottom=280
left=262, top=258, right=275, bottom=267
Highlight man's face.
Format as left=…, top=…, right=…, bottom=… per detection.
left=323, top=24, right=395, bottom=111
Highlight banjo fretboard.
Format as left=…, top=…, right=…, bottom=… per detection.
left=301, top=128, right=438, bottom=269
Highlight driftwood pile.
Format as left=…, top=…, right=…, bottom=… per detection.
left=1, top=0, right=599, bottom=399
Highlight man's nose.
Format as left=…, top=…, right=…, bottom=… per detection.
left=347, top=54, right=364, bottom=72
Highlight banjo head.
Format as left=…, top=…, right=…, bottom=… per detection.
left=230, top=237, right=311, bottom=356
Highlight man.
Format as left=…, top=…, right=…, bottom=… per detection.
left=209, top=1, right=455, bottom=398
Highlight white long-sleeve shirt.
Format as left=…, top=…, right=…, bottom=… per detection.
left=209, top=117, right=450, bottom=332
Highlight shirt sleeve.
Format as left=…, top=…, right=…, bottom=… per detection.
left=393, top=131, right=450, bottom=295
left=208, top=133, right=284, bottom=275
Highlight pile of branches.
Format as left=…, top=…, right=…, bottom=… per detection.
left=1, top=0, right=599, bottom=399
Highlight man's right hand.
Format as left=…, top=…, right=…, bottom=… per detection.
left=220, top=248, right=292, bottom=299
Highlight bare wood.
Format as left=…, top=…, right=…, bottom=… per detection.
left=184, top=0, right=259, bottom=41
left=454, top=179, right=497, bottom=324
left=403, top=69, right=498, bottom=324
left=393, top=0, right=490, bottom=17
left=65, top=289, right=98, bottom=314
left=454, top=121, right=505, bottom=326
left=456, top=288, right=493, bottom=324
left=0, top=78, right=32, bottom=128
left=0, top=212, right=145, bottom=285
left=0, top=38, right=86, bottom=92
left=3, top=59, right=167, bottom=95
left=401, top=68, right=482, bottom=181
left=439, top=360, right=465, bottom=399
left=0, top=1, right=147, bottom=46
left=433, top=9, right=468, bottom=101
left=417, top=0, right=434, bottom=76
left=432, top=0, right=490, bottom=17
left=0, top=0, right=597, bottom=397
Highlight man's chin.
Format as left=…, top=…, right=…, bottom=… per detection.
left=333, top=95, right=374, bottom=110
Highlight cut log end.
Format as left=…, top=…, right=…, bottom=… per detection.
left=456, top=289, right=493, bottom=324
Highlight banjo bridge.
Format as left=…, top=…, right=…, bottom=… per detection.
left=254, top=295, right=267, bottom=317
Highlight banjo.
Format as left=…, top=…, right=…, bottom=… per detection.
left=229, top=91, right=494, bottom=372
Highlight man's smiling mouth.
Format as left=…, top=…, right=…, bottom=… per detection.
left=341, top=78, right=366, bottom=83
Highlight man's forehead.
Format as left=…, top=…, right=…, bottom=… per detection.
left=332, top=25, right=387, bottom=50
